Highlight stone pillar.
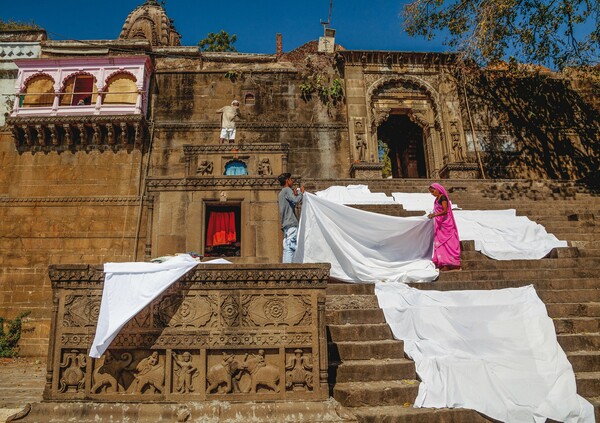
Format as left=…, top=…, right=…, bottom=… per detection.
left=276, top=33, right=283, bottom=57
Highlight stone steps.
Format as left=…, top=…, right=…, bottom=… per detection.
left=347, top=405, right=493, bottom=423
left=331, top=359, right=416, bottom=383
left=330, top=340, right=406, bottom=360
left=576, top=372, right=600, bottom=398
left=333, top=380, right=419, bottom=407
left=321, top=180, right=600, bottom=422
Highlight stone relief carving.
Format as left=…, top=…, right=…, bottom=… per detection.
left=63, top=295, right=101, bottom=327
left=197, top=160, right=214, bottom=175
left=126, top=351, right=165, bottom=394
left=220, top=295, right=240, bottom=327
left=243, top=349, right=280, bottom=393
left=257, top=158, right=273, bottom=176
left=172, top=351, right=199, bottom=394
left=450, top=121, right=465, bottom=162
left=91, top=351, right=133, bottom=394
left=242, top=295, right=311, bottom=327
left=355, top=134, right=367, bottom=162
left=155, top=295, right=218, bottom=329
left=285, top=349, right=313, bottom=391
left=47, top=264, right=329, bottom=402
left=59, top=350, right=87, bottom=393
left=206, top=352, right=244, bottom=394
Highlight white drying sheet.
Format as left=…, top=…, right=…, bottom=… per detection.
left=375, top=282, right=595, bottom=423
left=393, top=192, right=461, bottom=211
left=89, top=255, right=230, bottom=358
left=316, top=184, right=396, bottom=204
left=319, top=187, right=566, bottom=261
left=294, top=193, right=438, bottom=283
left=455, top=209, right=568, bottom=260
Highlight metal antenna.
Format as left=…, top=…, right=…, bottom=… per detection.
left=320, top=0, right=333, bottom=30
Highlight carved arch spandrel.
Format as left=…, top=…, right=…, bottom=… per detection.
left=366, top=74, right=446, bottom=140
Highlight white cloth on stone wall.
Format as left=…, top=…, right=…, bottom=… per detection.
left=375, top=282, right=595, bottom=423
left=89, top=255, right=231, bottom=358
left=294, top=192, right=438, bottom=283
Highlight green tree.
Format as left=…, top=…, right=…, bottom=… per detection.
left=403, top=0, right=599, bottom=70
left=198, top=30, right=238, bottom=52
left=0, top=18, right=41, bottom=31
left=378, top=140, right=393, bottom=178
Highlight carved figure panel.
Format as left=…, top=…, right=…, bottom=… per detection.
left=126, top=351, right=165, bottom=395
left=241, top=295, right=311, bottom=327
left=63, top=295, right=101, bottom=327
left=91, top=351, right=133, bottom=394
left=197, top=160, right=214, bottom=175
left=257, top=158, right=273, bottom=176
left=172, top=351, right=199, bottom=394
left=285, top=349, right=313, bottom=392
left=206, top=349, right=280, bottom=395
left=58, top=350, right=87, bottom=393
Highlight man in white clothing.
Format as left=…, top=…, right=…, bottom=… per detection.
left=217, top=100, right=242, bottom=143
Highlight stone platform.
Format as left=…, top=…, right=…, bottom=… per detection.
left=6, top=263, right=357, bottom=422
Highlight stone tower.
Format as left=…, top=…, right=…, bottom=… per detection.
left=119, top=0, right=181, bottom=46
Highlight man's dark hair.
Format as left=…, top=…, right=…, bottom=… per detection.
left=278, top=172, right=291, bottom=187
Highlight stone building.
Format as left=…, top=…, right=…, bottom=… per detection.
left=0, top=0, right=598, bottom=358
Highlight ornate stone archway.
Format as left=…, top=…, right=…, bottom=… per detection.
left=365, top=75, right=446, bottom=178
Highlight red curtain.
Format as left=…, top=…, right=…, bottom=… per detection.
left=72, top=77, right=94, bottom=105
left=206, top=211, right=237, bottom=247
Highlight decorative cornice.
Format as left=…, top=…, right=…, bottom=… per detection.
left=350, top=162, right=384, bottom=171
left=0, top=196, right=142, bottom=206
left=183, top=143, right=289, bottom=155
left=49, top=264, right=331, bottom=288
left=7, top=114, right=145, bottom=126
left=146, top=177, right=281, bottom=191
left=156, top=122, right=347, bottom=131
left=338, top=50, right=457, bottom=67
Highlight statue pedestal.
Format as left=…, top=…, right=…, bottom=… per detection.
left=439, top=162, right=481, bottom=179
left=350, top=162, right=383, bottom=179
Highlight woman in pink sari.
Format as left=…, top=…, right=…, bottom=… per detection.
left=427, top=183, right=461, bottom=270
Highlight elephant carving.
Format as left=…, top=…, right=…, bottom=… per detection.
left=206, top=352, right=242, bottom=394
left=243, top=350, right=280, bottom=393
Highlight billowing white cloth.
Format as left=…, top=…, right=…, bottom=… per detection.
left=375, top=282, right=595, bottom=423
left=455, top=209, right=568, bottom=260
left=294, top=193, right=438, bottom=283
left=316, top=184, right=396, bottom=204
left=318, top=187, right=566, bottom=261
left=89, top=255, right=231, bottom=358
left=393, top=192, right=461, bottom=211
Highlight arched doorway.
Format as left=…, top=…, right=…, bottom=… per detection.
left=378, top=115, right=427, bottom=178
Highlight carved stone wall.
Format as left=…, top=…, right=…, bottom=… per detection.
left=45, top=263, right=330, bottom=402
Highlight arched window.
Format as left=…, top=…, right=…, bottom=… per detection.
left=224, top=160, right=248, bottom=176
left=244, top=93, right=255, bottom=106
left=21, top=74, right=54, bottom=107
left=60, top=74, right=98, bottom=106
left=104, top=73, right=137, bottom=104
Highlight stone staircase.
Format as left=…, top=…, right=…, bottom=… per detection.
left=318, top=179, right=600, bottom=422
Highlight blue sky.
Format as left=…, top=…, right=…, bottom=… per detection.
left=1, top=0, right=445, bottom=54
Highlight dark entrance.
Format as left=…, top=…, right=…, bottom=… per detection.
left=378, top=114, right=427, bottom=178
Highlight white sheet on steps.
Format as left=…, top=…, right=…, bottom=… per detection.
left=315, top=186, right=567, bottom=261
left=375, top=282, right=595, bottom=423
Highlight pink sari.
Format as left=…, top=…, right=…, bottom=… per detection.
left=430, top=183, right=461, bottom=268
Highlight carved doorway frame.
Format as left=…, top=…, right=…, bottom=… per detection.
left=366, top=75, right=446, bottom=178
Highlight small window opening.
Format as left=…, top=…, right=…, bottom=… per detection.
left=204, top=204, right=241, bottom=257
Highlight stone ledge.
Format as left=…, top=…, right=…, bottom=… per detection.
left=9, top=399, right=357, bottom=422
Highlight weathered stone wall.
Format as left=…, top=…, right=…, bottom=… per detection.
left=0, top=129, right=147, bottom=355
left=151, top=56, right=350, bottom=179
